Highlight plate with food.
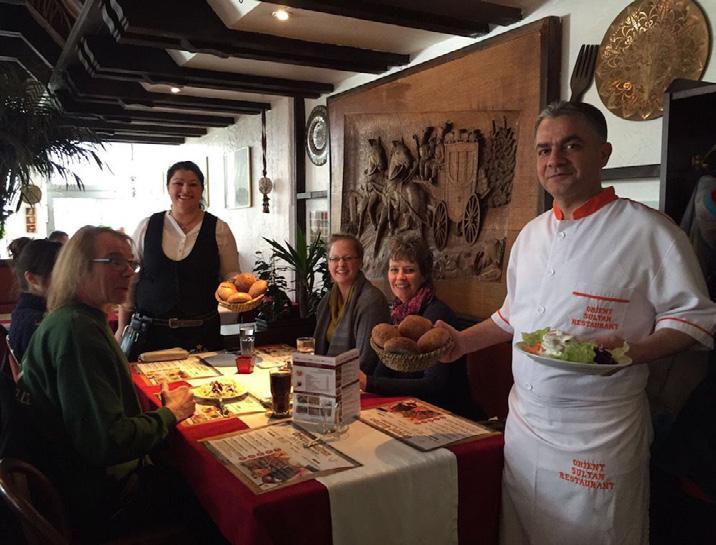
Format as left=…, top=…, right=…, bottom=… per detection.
left=192, top=379, right=248, bottom=401
left=516, top=327, right=632, bottom=375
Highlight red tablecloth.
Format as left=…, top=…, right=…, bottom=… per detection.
left=132, top=373, right=504, bottom=545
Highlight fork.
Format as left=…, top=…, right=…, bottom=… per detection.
left=569, top=44, right=599, bottom=103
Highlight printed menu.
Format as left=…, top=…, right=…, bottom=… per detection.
left=135, top=356, right=220, bottom=384
left=200, top=421, right=361, bottom=494
left=360, top=398, right=496, bottom=451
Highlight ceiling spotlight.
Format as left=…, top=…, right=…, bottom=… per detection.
left=272, top=9, right=290, bottom=21
left=170, top=86, right=181, bottom=94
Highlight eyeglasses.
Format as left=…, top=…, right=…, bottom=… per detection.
left=328, top=256, right=359, bottom=264
left=91, top=255, right=140, bottom=272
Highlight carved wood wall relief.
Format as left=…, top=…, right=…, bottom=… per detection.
left=329, top=18, right=561, bottom=318
left=341, top=112, right=517, bottom=281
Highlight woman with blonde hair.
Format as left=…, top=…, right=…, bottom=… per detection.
left=18, top=225, right=196, bottom=541
left=314, top=233, right=390, bottom=373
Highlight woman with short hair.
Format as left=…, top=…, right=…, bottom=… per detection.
left=360, top=235, right=480, bottom=418
left=314, top=233, right=390, bottom=374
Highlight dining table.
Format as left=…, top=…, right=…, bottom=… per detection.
left=130, top=345, right=505, bottom=545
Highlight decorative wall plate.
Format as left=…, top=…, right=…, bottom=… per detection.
left=306, top=105, right=329, bottom=166
left=595, top=0, right=710, bottom=121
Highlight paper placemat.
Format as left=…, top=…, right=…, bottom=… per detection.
left=200, top=421, right=361, bottom=494
left=359, top=398, right=496, bottom=451
left=135, top=356, right=221, bottom=384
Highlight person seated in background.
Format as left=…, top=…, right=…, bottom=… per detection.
left=47, top=230, right=69, bottom=245
left=359, top=235, right=481, bottom=419
left=7, top=236, right=31, bottom=260
left=17, top=225, right=197, bottom=542
left=314, top=233, right=390, bottom=373
left=8, top=239, right=62, bottom=361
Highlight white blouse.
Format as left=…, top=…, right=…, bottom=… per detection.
left=132, top=211, right=240, bottom=279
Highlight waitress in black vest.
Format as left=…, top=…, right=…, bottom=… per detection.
left=117, top=160, right=239, bottom=359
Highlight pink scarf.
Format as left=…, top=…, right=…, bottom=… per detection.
left=390, top=285, right=435, bottom=325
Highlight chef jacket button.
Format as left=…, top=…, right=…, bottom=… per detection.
left=536, top=305, right=545, bottom=314
left=526, top=383, right=533, bottom=391
left=547, top=268, right=555, bottom=276
left=558, top=231, right=566, bottom=239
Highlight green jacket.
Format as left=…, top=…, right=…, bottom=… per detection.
left=19, top=303, right=175, bottom=505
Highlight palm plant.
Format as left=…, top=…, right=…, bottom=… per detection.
left=0, top=66, right=103, bottom=238
left=263, top=229, right=330, bottom=318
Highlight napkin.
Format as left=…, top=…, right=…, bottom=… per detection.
left=138, top=347, right=190, bottom=362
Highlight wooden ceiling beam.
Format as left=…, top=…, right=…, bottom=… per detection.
left=64, top=67, right=270, bottom=114
left=0, top=36, right=52, bottom=82
left=79, top=36, right=333, bottom=98
left=57, top=92, right=236, bottom=127
left=102, top=0, right=408, bottom=73
left=0, top=3, right=63, bottom=72
left=99, top=134, right=185, bottom=145
left=63, top=118, right=207, bottom=137
left=261, top=0, right=521, bottom=37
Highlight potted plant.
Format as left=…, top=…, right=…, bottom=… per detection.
left=0, top=66, right=102, bottom=238
left=252, top=249, right=292, bottom=323
left=263, top=229, right=330, bottom=319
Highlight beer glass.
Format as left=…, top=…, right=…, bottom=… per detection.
left=269, top=368, right=291, bottom=417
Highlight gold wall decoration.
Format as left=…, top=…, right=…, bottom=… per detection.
left=595, top=0, right=710, bottom=121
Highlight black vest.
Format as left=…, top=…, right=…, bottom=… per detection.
left=135, top=212, right=220, bottom=318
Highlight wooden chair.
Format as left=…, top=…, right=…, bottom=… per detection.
left=0, top=458, right=196, bottom=545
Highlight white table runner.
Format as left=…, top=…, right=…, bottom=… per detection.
left=318, top=420, right=458, bottom=545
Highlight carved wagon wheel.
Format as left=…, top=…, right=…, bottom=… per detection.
left=433, top=200, right=450, bottom=250
left=462, top=194, right=482, bottom=245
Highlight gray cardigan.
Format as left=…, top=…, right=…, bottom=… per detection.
left=314, top=272, right=390, bottom=374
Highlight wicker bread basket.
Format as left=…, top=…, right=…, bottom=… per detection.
left=215, top=290, right=265, bottom=313
left=370, top=337, right=454, bottom=373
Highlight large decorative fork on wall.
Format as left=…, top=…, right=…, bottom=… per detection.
left=569, top=44, right=599, bottom=103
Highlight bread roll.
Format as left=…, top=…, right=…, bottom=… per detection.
left=228, top=292, right=252, bottom=304
left=248, top=279, right=268, bottom=298
left=398, top=315, right=433, bottom=341
left=233, top=272, right=257, bottom=293
left=217, top=282, right=237, bottom=301
left=383, top=336, right=420, bottom=354
left=417, top=327, right=450, bottom=353
left=371, top=323, right=400, bottom=348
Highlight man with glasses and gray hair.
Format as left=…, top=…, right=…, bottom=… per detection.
left=17, top=225, right=197, bottom=541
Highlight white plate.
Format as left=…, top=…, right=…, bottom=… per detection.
left=191, top=379, right=248, bottom=401
left=515, top=342, right=632, bottom=375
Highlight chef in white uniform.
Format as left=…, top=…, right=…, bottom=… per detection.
left=438, top=101, right=716, bottom=545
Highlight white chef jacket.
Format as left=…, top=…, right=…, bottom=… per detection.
left=491, top=187, right=716, bottom=545
left=132, top=211, right=240, bottom=279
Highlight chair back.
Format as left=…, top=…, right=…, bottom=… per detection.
left=5, top=337, right=20, bottom=383
left=0, top=458, right=70, bottom=545
left=466, top=341, right=514, bottom=419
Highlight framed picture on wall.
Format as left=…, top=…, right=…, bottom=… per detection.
left=225, top=147, right=251, bottom=209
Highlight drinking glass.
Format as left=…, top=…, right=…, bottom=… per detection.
left=269, top=368, right=292, bottom=417
left=296, top=336, right=315, bottom=354
left=239, top=323, right=255, bottom=356
left=318, top=399, right=347, bottom=440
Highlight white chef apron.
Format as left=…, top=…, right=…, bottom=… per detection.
left=500, top=381, right=651, bottom=545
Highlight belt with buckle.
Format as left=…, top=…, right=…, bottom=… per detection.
left=134, top=312, right=216, bottom=329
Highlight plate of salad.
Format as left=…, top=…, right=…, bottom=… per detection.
left=516, top=327, right=632, bottom=375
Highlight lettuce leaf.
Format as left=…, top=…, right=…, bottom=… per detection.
left=521, top=327, right=550, bottom=346
left=556, top=341, right=596, bottom=363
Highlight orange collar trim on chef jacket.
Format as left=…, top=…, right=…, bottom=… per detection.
left=552, top=186, right=618, bottom=220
